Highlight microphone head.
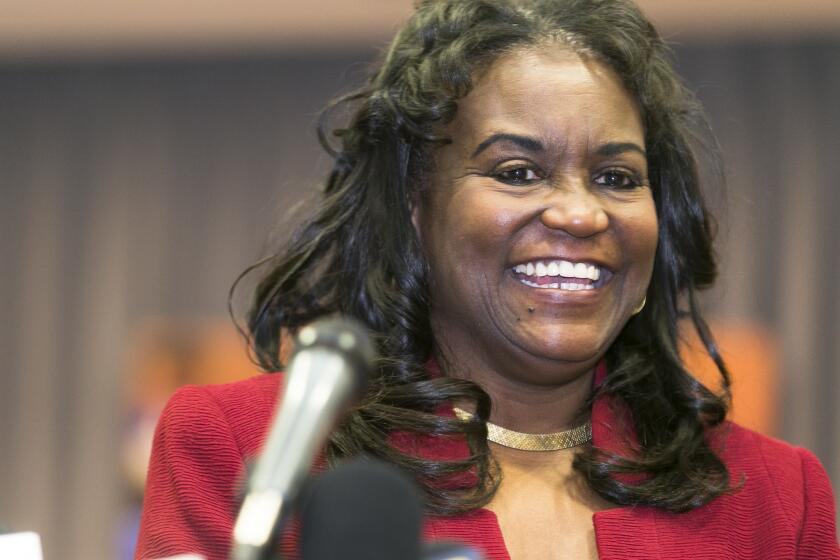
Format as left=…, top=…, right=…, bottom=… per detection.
left=293, top=317, right=376, bottom=399
left=299, top=458, right=423, bottom=560
left=422, top=541, right=485, bottom=560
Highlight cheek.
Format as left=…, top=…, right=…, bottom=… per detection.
left=450, top=189, right=523, bottom=253
left=422, top=189, right=524, bottom=293
left=628, top=201, right=659, bottom=273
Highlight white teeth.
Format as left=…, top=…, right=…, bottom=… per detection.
left=515, top=279, right=597, bottom=291
left=555, top=282, right=594, bottom=291
left=514, top=278, right=597, bottom=291
left=513, top=259, right=603, bottom=282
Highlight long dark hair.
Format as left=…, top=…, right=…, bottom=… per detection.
left=239, top=0, right=732, bottom=515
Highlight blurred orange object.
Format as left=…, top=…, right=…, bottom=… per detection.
left=680, top=319, right=778, bottom=436
left=123, top=317, right=264, bottom=492
left=125, top=317, right=263, bottom=410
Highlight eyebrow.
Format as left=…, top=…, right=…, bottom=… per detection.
left=470, top=135, right=646, bottom=160
left=596, top=142, right=647, bottom=158
left=470, top=133, right=544, bottom=158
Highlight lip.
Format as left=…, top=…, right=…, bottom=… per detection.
left=507, top=254, right=616, bottom=288
left=506, top=271, right=611, bottom=306
left=505, top=248, right=617, bottom=297
left=508, top=268, right=614, bottom=292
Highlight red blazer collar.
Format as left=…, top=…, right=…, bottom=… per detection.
left=592, top=360, right=641, bottom=458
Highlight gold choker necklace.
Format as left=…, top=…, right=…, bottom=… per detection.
left=453, top=407, right=592, bottom=452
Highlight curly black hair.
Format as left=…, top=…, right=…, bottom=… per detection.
left=238, top=0, right=732, bottom=515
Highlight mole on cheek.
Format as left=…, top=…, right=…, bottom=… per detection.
left=527, top=306, right=535, bottom=313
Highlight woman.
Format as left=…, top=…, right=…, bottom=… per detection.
left=136, top=1, right=839, bottom=559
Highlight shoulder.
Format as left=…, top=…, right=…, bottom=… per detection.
left=713, top=422, right=838, bottom=551
left=136, top=374, right=285, bottom=560
left=633, top=423, right=838, bottom=558
left=716, top=422, right=828, bottom=493
left=160, top=373, right=283, bottom=460
left=168, top=371, right=283, bottom=411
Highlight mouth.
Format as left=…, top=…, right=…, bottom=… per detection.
left=510, top=259, right=612, bottom=291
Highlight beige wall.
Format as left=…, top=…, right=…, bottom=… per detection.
left=1, top=0, right=839, bottom=60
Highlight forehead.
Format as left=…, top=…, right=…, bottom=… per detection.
left=448, top=47, right=644, bottom=151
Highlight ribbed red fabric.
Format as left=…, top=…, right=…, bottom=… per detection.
left=135, top=371, right=839, bottom=560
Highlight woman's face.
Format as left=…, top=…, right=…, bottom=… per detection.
left=413, top=47, right=658, bottom=385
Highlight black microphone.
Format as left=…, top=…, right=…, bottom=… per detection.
left=299, top=458, right=424, bottom=560
left=232, top=317, right=376, bottom=560
left=299, top=459, right=485, bottom=560
left=422, top=541, right=485, bottom=560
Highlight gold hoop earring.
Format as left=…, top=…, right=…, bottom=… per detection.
left=633, top=296, right=646, bottom=315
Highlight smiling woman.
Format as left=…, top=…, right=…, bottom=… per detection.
left=414, top=49, right=658, bottom=395
left=135, top=1, right=839, bottom=559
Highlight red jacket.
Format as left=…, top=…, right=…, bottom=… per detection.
left=136, top=372, right=839, bottom=560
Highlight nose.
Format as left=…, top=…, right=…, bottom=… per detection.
left=539, top=182, right=609, bottom=238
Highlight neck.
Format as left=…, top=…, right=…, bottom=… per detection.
left=435, top=347, right=596, bottom=435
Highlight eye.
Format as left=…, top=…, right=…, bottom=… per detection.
left=593, top=168, right=643, bottom=189
left=494, top=165, right=542, bottom=186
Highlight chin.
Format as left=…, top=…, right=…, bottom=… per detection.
left=515, top=335, right=608, bottom=368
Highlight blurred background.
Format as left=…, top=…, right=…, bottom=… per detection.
left=0, top=1, right=838, bottom=558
